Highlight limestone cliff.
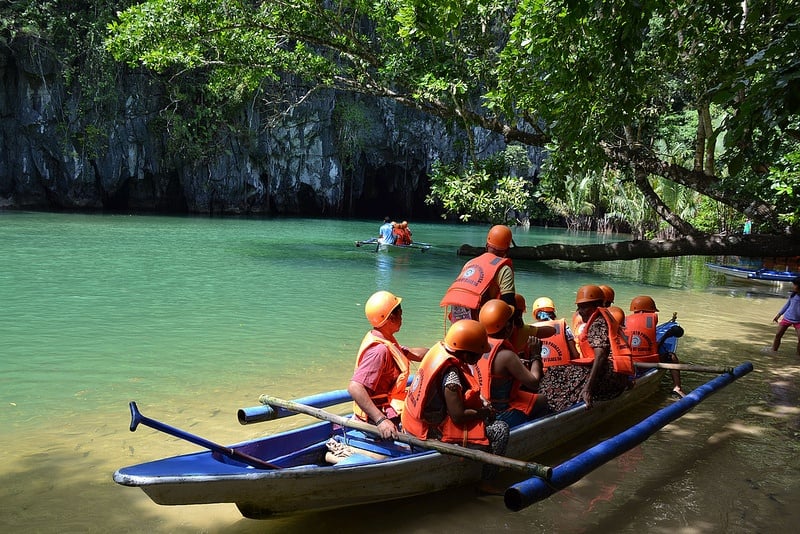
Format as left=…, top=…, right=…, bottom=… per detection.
left=0, top=38, right=508, bottom=218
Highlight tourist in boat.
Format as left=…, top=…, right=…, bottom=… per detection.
left=768, top=276, right=800, bottom=356
left=626, top=295, right=687, bottom=397
left=531, top=296, right=581, bottom=367
left=538, top=285, right=633, bottom=411
left=476, top=299, right=550, bottom=427
left=599, top=285, right=615, bottom=307
left=378, top=216, right=396, bottom=245
left=509, top=294, right=556, bottom=356
left=393, top=221, right=413, bottom=246
left=349, top=290, right=428, bottom=439
left=440, top=224, right=516, bottom=323
left=402, top=319, right=510, bottom=492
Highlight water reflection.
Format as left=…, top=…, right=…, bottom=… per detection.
left=375, top=250, right=394, bottom=288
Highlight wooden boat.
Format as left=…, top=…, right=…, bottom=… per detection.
left=113, top=370, right=662, bottom=518
left=113, top=322, right=752, bottom=518
left=706, top=262, right=799, bottom=283
left=354, top=237, right=431, bottom=252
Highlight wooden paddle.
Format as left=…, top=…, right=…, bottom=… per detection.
left=259, top=395, right=552, bottom=480
left=127, top=401, right=280, bottom=470
left=633, top=362, right=735, bottom=374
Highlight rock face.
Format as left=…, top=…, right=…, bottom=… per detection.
left=0, top=39, right=517, bottom=218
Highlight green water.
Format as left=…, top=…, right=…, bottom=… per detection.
left=1, top=211, right=798, bottom=533
left=0, top=212, right=720, bottom=424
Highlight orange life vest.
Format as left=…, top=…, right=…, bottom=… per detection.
left=475, top=337, right=538, bottom=415
left=440, top=253, right=513, bottom=312
left=393, top=227, right=412, bottom=246
left=624, top=312, right=660, bottom=363
left=571, top=311, right=586, bottom=356
left=574, top=308, right=635, bottom=375
left=402, top=343, right=489, bottom=446
left=533, top=319, right=573, bottom=368
left=352, top=331, right=410, bottom=421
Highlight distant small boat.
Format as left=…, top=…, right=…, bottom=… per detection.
left=355, top=238, right=431, bottom=252
left=706, top=263, right=799, bottom=283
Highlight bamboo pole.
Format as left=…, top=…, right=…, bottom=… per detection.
left=633, top=362, right=734, bottom=374
left=259, top=395, right=552, bottom=480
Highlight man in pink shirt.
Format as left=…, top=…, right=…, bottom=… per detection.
left=349, top=291, right=428, bottom=438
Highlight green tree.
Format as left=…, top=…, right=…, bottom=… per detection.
left=425, top=145, right=533, bottom=224
left=104, top=0, right=799, bottom=248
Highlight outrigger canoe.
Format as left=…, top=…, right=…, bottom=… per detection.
left=354, top=237, right=432, bottom=252
left=706, top=263, right=799, bottom=283
left=113, top=325, right=752, bottom=518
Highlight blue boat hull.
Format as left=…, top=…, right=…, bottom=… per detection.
left=706, top=262, right=799, bottom=282
left=114, top=323, right=692, bottom=517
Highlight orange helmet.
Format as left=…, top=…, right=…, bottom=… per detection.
left=630, top=295, right=659, bottom=312
left=364, top=290, right=402, bottom=327
left=486, top=225, right=512, bottom=250
left=531, top=297, right=556, bottom=318
left=608, top=306, right=626, bottom=327
left=575, top=285, right=604, bottom=305
left=598, top=285, right=615, bottom=304
left=478, top=299, right=515, bottom=335
left=444, top=319, right=491, bottom=354
left=514, top=294, right=526, bottom=313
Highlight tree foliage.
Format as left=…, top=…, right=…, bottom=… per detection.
left=426, top=145, right=533, bottom=223
left=101, top=0, right=797, bottom=238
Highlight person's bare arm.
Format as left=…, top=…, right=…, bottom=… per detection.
left=405, top=347, right=428, bottom=362
left=500, top=349, right=540, bottom=391
left=580, top=347, right=608, bottom=409
left=348, top=381, right=397, bottom=438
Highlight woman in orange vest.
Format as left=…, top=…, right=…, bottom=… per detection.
left=349, top=291, right=428, bottom=439
left=538, top=285, right=632, bottom=411
left=402, top=319, right=510, bottom=492
left=531, top=296, right=581, bottom=367
left=476, top=300, right=550, bottom=427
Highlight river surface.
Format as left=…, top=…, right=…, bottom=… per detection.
left=1, top=212, right=798, bottom=533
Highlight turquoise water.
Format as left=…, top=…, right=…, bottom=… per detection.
left=0, top=213, right=655, bottom=425
left=1, top=211, right=798, bottom=532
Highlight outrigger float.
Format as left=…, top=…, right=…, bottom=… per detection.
left=113, top=326, right=752, bottom=518
left=354, top=237, right=432, bottom=252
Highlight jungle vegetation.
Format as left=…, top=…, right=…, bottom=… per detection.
left=4, top=1, right=799, bottom=259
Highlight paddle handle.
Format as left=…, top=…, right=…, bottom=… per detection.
left=127, top=402, right=279, bottom=470
left=259, top=395, right=552, bottom=480
left=633, top=362, right=734, bottom=374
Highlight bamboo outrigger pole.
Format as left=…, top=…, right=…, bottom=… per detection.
left=260, top=395, right=552, bottom=480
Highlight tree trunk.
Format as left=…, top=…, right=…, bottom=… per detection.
left=631, top=167, right=702, bottom=237
left=457, top=234, right=800, bottom=262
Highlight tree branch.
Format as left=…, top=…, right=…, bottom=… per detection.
left=457, top=234, right=800, bottom=262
